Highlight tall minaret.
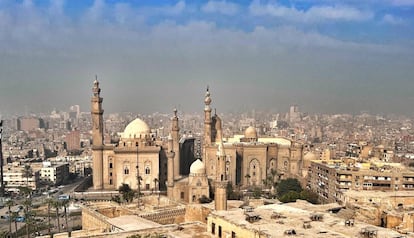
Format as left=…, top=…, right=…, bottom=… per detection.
left=204, top=87, right=212, bottom=150
left=167, top=134, right=175, bottom=197
left=171, top=109, right=180, bottom=179
left=91, top=77, right=104, bottom=190
left=215, top=140, right=228, bottom=211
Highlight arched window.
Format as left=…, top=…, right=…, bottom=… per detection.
left=124, top=166, right=129, bottom=175
left=145, top=167, right=151, bottom=175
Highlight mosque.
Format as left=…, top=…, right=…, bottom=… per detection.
left=91, top=80, right=305, bottom=207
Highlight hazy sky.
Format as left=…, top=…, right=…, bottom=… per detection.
left=0, top=0, right=413, bottom=116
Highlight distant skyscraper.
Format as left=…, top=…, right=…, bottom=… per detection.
left=289, top=105, right=301, bottom=123
left=66, top=130, right=81, bottom=151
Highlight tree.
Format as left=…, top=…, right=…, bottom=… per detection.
left=23, top=197, right=33, bottom=238
left=61, top=199, right=70, bottom=231
left=52, top=200, right=62, bottom=233
left=5, top=199, right=14, bottom=236
left=11, top=212, right=18, bottom=237
left=245, top=174, right=251, bottom=187
left=22, top=165, right=33, bottom=188
left=279, top=191, right=301, bottom=203
left=45, top=198, right=53, bottom=234
left=299, top=189, right=319, bottom=204
left=269, top=168, right=279, bottom=186
left=276, top=178, right=302, bottom=198
left=119, top=183, right=134, bottom=203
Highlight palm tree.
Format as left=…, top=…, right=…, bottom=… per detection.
left=45, top=197, right=53, bottom=234
left=52, top=200, right=61, bottom=233
left=22, top=165, right=33, bottom=188
left=61, top=199, right=70, bottom=231
left=5, top=199, right=14, bottom=236
left=245, top=174, right=251, bottom=187
left=23, top=197, right=32, bottom=238
left=10, top=211, right=18, bottom=238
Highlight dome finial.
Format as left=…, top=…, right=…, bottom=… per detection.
left=204, top=86, right=212, bottom=106
left=173, top=108, right=178, bottom=117
left=93, top=75, right=100, bottom=97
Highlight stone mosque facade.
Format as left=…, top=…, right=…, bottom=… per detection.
left=91, top=80, right=304, bottom=206
left=91, top=80, right=209, bottom=204
left=202, top=88, right=304, bottom=188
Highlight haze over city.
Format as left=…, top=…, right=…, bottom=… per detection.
left=0, top=0, right=413, bottom=115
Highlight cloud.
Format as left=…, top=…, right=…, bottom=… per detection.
left=249, top=0, right=373, bottom=22
left=201, top=1, right=239, bottom=15
left=389, top=0, right=414, bottom=6
left=382, top=14, right=405, bottom=24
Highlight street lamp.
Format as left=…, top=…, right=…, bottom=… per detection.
left=136, top=143, right=141, bottom=209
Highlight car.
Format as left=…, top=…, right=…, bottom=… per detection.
left=15, top=216, right=25, bottom=222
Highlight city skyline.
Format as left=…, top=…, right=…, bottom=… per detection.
left=0, top=0, right=413, bottom=116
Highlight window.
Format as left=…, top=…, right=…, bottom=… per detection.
left=192, top=195, right=196, bottom=202
left=145, top=167, right=150, bottom=175
left=109, top=179, right=112, bottom=185
left=181, top=192, right=185, bottom=199
left=109, top=172, right=112, bottom=177
left=212, top=223, right=215, bottom=234
left=124, top=167, right=129, bottom=175
left=218, top=226, right=222, bottom=238
left=231, top=231, right=236, bottom=238
left=145, top=184, right=150, bottom=190
left=109, top=163, right=113, bottom=169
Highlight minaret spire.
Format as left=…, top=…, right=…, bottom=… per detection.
left=171, top=108, right=180, bottom=179
left=91, top=77, right=105, bottom=190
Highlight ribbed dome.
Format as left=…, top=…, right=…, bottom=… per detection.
left=190, top=159, right=206, bottom=175
left=122, top=118, right=150, bottom=139
left=244, top=126, right=257, bottom=139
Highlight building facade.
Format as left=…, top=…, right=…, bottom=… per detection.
left=202, top=88, right=304, bottom=188
left=308, top=158, right=414, bottom=203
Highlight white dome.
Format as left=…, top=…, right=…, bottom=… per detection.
left=122, top=118, right=150, bottom=139
left=244, top=126, right=257, bottom=139
left=190, top=159, right=206, bottom=175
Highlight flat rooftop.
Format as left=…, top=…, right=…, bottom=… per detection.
left=212, top=202, right=403, bottom=238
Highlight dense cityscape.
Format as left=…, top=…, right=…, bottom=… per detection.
left=1, top=0, right=414, bottom=237
left=0, top=80, right=413, bottom=237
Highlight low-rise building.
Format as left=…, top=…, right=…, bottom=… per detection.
left=308, top=158, right=414, bottom=203
left=3, top=163, right=39, bottom=191
left=39, top=161, right=69, bottom=185
left=206, top=201, right=403, bottom=238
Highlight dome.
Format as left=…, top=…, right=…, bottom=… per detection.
left=122, top=118, right=150, bottom=139
left=190, top=159, right=206, bottom=175
left=304, top=152, right=317, bottom=161
left=244, top=126, right=257, bottom=139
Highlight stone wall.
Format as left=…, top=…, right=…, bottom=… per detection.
left=139, top=206, right=186, bottom=224
left=185, top=204, right=212, bottom=223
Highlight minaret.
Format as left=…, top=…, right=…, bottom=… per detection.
left=215, top=140, right=228, bottom=211
left=91, top=77, right=104, bottom=190
left=171, top=108, right=180, bottom=179
left=167, top=134, right=175, bottom=197
left=204, top=87, right=212, bottom=157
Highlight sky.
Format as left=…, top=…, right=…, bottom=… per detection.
left=0, top=0, right=413, bottom=116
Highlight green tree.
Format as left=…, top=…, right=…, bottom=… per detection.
left=22, top=165, right=33, bottom=188
left=45, top=197, right=53, bottom=235
left=5, top=199, right=14, bottom=236
left=299, top=189, right=319, bottom=204
left=276, top=178, right=302, bottom=197
left=245, top=174, right=251, bottom=187
left=52, top=200, right=62, bottom=233
left=279, top=191, right=301, bottom=203
left=119, top=183, right=134, bottom=203
left=23, top=197, right=33, bottom=238
left=61, top=199, right=70, bottom=231
left=11, top=211, right=18, bottom=238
